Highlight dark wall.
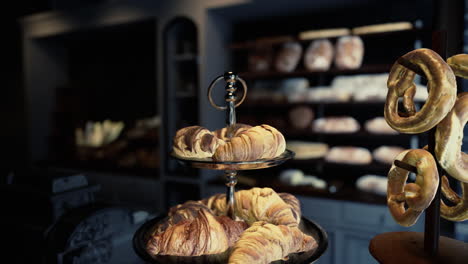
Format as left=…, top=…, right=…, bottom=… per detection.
left=3, top=1, right=51, bottom=173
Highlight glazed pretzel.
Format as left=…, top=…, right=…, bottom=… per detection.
left=435, top=92, right=468, bottom=183
left=387, top=149, right=439, bottom=227
left=440, top=176, right=468, bottom=221
left=385, top=48, right=457, bottom=134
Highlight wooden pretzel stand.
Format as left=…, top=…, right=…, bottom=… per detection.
left=368, top=31, right=468, bottom=264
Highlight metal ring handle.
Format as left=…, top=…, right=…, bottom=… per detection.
left=207, top=75, right=248, bottom=110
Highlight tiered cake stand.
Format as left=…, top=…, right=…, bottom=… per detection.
left=133, top=72, right=328, bottom=263
left=369, top=32, right=468, bottom=264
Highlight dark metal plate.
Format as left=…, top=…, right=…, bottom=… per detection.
left=170, top=150, right=295, bottom=171
left=133, top=215, right=328, bottom=264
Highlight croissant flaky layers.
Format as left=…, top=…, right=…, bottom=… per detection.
left=173, top=124, right=286, bottom=161
left=202, top=187, right=301, bottom=226
left=229, top=221, right=317, bottom=264
left=147, top=209, right=248, bottom=256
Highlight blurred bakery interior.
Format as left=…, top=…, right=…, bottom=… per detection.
left=4, top=0, right=468, bottom=263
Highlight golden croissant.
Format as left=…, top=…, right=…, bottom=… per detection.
left=147, top=209, right=248, bottom=256
left=228, top=221, right=317, bottom=264
left=154, top=200, right=213, bottom=234
left=202, top=187, right=300, bottom=227
left=172, top=126, right=223, bottom=159
left=213, top=124, right=286, bottom=161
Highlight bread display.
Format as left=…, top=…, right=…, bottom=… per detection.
left=385, top=48, right=457, bottom=134
left=228, top=221, right=317, bottom=264
left=304, top=39, right=334, bottom=71
left=288, top=106, right=314, bottom=130
left=145, top=188, right=318, bottom=260
left=352, top=22, right=413, bottom=35
left=334, top=36, right=364, bottom=70
left=365, top=117, right=399, bottom=135
left=274, top=42, right=303, bottom=72
left=313, top=116, right=360, bottom=134
left=286, top=141, right=329, bottom=159
left=147, top=209, right=248, bottom=256
left=372, top=146, right=405, bottom=165
left=325, top=146, right=372, bottom=165
left=172, top=124, right=286, bottom=162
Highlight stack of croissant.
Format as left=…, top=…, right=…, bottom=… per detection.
left=172, top=124, right=286, bottom=162
left=146, top=187, right=318, bottom=263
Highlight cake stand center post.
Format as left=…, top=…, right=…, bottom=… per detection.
left=225, top=170, right=238, bottom=218
left=224, top=71, right=238, bottom=137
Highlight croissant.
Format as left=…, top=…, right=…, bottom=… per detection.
left=147, top=209, right=248, bottom=256
left=228, top=221, right=317, bottom=264
left=202, top=187, right=300, bottom=226
left=173, top=126, right=223, bottom=159
left=154, top=200, right=213, bottom=234
left=213, top=124, right=286, bottom=161
left=214, top=123, right=252, bottom=140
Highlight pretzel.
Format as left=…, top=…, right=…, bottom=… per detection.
left=387, top=149, right=439, bottom=227
left=447, top=54, right=468, bottom=78
left=385, top=48, right=457, bottom=134
left=440, top=176, right=468, bottom=221
left=435, top=92, right=468, bottom=182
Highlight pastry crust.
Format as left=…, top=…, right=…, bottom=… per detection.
left=387, top=149, right=439, bottom=227
left=435, top=91, right=468, bottom=183
left=202, top=188, right=300, bottom=227
left=385, top=48, right=457, bottom=134
left=173, top=124, right=285, bottom=162
left=228, top=221, right=317, bottom=264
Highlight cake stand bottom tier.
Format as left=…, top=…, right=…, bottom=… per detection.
left=369, top=231, right=468, bottom=264
left=133, top=216, right=328, bottom=264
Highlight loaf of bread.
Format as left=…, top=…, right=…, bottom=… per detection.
left=304, top=39, right=334, bottom=71
left=288, top=106, right=314, bottom=130
left=325, top=146, right=372, bottom=165
left=275, top=42, right=302, bottom=72
left=365, top=117, right=399, bottom=135
left=313, top=116, right=360, bottom=133
left=248, top=46, right=273, bottom=72
left=334, top=36, right=364, bottom=70
left=286, top=141, right=329, bottom=159
left=373, top=146, right=405, bottom=165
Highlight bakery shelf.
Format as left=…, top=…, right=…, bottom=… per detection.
left=285, top=130, right=411, bottom=141
left=239, top=100, right=388, bottom=109
left=207, top=177, right=386, bottom=206
left=238, top=64, right=392, bottom=80
left=229, top=28, right=427, bottom=50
